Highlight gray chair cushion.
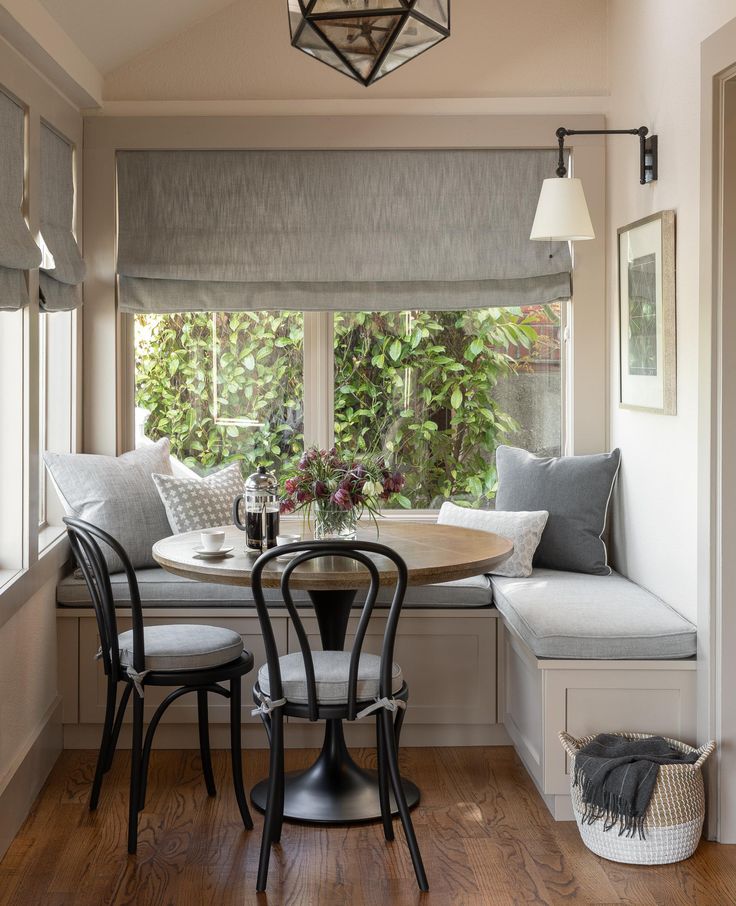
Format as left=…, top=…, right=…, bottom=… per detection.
left=495, top=445, right=621, bottom=576
left=57, top=567, right=493, bottom=609
left=492, top=569, right=696, bottom=659
left=118, top=623, right=244, bottom=671
left=258, top=651, right=403, bottom=704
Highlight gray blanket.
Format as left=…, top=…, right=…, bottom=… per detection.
left=573, top=733, right=698, bottom=838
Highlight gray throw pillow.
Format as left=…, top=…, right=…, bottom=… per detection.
left=44, top=438, right=173, bottom=573
left=495, top=445, right=621, bottom=575
left=153, top=462, right=244, bottom=533
left=437, top=502, right=548, bottom=578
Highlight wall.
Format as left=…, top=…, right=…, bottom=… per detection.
left=0, top=35, right=83, bottom=859
left=102, top=0, right=607, bottom=102
left=606, top=1, right=736, bottom=624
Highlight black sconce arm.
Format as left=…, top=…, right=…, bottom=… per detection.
left=555, top=125, right=658, bottom=184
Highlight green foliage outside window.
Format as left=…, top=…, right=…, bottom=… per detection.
left=135, top=305, right=558, bottom=508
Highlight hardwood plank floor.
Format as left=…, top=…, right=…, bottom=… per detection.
left=1, top=746, right=734, bottom=906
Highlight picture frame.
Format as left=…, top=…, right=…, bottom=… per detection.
left=618, top=210, right=676, bottom=414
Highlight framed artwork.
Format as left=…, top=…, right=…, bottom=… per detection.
left=618, top=210, right=676, bottom=414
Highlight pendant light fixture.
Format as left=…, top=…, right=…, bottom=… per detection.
left=530, top=126, right=658, bottom=243
left=288, top=1, right=450, bottom=86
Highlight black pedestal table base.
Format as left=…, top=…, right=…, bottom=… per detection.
left=250, top=587, right=420, bottom=825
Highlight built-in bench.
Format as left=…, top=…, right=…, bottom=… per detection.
left=56, top=563, right=698, bottom=820
left=492, top=569, right=697, bottom=819
left=56, top=568, right=503, bottom=752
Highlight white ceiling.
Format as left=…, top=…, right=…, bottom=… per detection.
left=39, top=0, right=238, bottom=73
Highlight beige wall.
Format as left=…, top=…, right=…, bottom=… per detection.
left=103, top=0, right=607, bottom=102
left=606, top=1, right=736, bottom=624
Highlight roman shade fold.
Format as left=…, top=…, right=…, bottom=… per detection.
left=116, top=149, right=571, bottom=313
left=39, top=123, right=85, bottom=311
left=0, top=89, right=40, bottom=311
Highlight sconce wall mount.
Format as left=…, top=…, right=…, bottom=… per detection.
left=555, top=125, right=658, bottom=184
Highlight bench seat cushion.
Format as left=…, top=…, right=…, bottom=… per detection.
left=492, top=569, right=696, bottom=659
left=57, top=567, right=494, bottom=609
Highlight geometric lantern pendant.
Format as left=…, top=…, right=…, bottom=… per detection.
left=288, top=1, right=450, bottom=86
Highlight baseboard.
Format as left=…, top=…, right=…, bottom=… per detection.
left=63, top=721, right=511, bottom=750
left=0, top=697, right=63, bottom=860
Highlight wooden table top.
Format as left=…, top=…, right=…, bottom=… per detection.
left=152, top=520, right=513, bottom=590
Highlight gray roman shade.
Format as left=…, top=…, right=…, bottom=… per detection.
left=0, top=90, right=40, bottom=311
left=39, top=123, right=85, bottom=312
left=116, top=149, right=571, bottom=313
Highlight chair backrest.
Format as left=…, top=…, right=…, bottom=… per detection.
left=63, top=516, right=145, bottom=681
left=250, top=540, right=408, bottom=721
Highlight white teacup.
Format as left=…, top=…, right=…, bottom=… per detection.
left=276, top=533, right=301, bottom=548
left=200, top=529, right=226, bottom=552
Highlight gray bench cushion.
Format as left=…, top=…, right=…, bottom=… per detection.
left=57, top=567, right=493, bottom=609
left=492, top=569, right=696, bottom=659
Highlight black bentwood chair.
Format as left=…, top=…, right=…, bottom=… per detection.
left=63, top=517, right=255, bottom=853
left=250, top=540, right=428, bottom=892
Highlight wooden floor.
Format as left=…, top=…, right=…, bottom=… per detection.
left=0, top=746, right=734, bottom=906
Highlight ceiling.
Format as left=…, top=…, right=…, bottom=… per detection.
left=39, top=0, right=237, bottom=73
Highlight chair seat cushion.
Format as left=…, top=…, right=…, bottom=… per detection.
left=258, top=651, right=403, bottom=704
left=491, top=569, right=697, bottom=659
left=58, top=567, right=493, bottom=609
left=117, top=624, right=244, bottom=672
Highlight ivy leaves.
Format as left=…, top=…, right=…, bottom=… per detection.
left=135, top=305, right=556, bottom=508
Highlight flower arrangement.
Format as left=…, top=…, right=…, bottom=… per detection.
left=280, top=446, right=408, bottom=539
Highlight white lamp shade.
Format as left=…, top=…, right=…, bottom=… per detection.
left=530, top=177, right=595, bottom=242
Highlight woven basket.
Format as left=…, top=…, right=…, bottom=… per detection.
left=559, top=731, right=716, bottom=865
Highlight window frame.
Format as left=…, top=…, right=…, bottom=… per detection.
left=0, top=74, right=82, bottom=617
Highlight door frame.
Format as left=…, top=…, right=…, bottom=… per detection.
left=698, top=17, right=736, bottom=843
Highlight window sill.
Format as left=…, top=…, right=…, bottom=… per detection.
left=38, top=523, right=67, bottom=555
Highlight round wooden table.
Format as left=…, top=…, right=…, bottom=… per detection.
left=153, top=521, right=512, bottom=825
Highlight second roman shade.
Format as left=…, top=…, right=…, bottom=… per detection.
left=39, top=123, right=86, bottom=311
left=116, top=149, right=571, bottom=313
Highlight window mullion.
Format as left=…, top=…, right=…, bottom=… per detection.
left=303, top=310, right=333, bottom=450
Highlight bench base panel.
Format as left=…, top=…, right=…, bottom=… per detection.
left=500, top=619, right=697, bottom=820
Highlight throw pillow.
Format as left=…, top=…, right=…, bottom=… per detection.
left=153, top=462, right=244, bottom=534
left=494, top=445, right=621, bottom=575
left=44, top=438, right=173, bottom=573
left=437, top=502, right=548, bottom=578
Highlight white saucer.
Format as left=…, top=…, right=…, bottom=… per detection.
left=193, top=546, right=234, bottom=559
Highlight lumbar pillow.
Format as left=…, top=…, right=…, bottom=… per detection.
left=153, top=462, right=244, bottom=534
left=44, top=438, right=173, bottom=573
left=494, top=445, right=621, bottom=576
left=437, top=501, right=548, bottom=578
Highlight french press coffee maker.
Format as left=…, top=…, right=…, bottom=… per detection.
left=232, top=465, right=280, bottom=551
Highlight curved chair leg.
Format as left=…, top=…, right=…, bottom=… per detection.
left=380, top=709, right=428, bottom=892
left=197, top=690, right=217, bottom=797
left=230, top=678, right=253, bottom=831
left=128, top=692, right=144, bottom=854
left=376, top=715, right=394, bottom=841
left=256, top=710, right=284, bottom=892
left=104, top=683, right=132, bottom=773
left=90, top=676, right=117, bottom=810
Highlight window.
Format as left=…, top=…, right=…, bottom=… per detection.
left=38, top=309, right=75, bottom=542
left=135, top=311, right=304, bottom=474
left=134, top=304, right=562, bottom=508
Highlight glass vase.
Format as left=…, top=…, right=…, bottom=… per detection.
left=313, top=501, right=358, bottom=541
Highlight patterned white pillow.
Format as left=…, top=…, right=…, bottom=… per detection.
left=437, top=502, right=548, bottom=578
left=153, top=462, right=244, bottom=534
